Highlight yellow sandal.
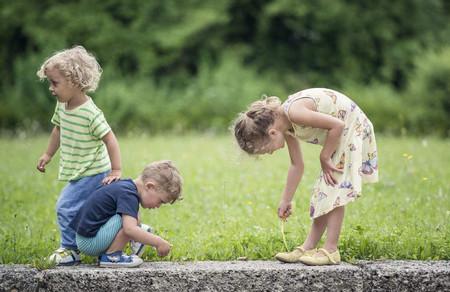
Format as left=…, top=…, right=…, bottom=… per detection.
left=275, top=246, right=316, bottom=263
left=299, top=248, right=341, bottom=266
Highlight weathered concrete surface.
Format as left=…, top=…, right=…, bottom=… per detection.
left=0, top=261, right=448, bottom=292
left=357, top=260, right=450, bottom=292
left=0, top=265, right=39, bottom=291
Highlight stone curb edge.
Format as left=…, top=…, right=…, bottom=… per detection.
left=1, top=260, right=449, bottom=291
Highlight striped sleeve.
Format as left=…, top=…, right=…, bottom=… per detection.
left=89, top=111, right=111, bottom=139
left=50, top=102, right=61, bottom=126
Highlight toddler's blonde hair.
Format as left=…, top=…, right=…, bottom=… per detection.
left=141, top=160, right=183, bottom=204
left=233, top=96, right=281, bottom=154
left=37, top=45, right=102, bottom=93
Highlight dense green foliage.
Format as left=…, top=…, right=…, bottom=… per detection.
left=406, top=48, right=450, bottom=136
left=0, top=135, right=449, bottom=264
left=1, top=0, right=449, bottom=135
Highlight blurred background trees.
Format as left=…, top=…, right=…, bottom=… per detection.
left=1, top=0, right=449, bottom=135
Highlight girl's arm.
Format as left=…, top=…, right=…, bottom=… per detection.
left=102, top=131, right=122, bottom=184
left=37, top=126, right=60, bottom=172
left=278, top=133, right=304, bottom=219
left=122, top=215, right=171, bottom=256
left=287, top=99, right=344, bottom=186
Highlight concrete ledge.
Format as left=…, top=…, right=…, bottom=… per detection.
left=356, top=260, right=450, bottom=292
left=1, top=261, right=449, bottom=291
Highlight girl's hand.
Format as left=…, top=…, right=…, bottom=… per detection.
left=102, top=169, right=121, bottom=185
left=37, top=153, right=51, bottom=173
left=320, top=156, right=343, bottom=186
left=278, top=200, right=293, bottom=219
left=156, top=239, right=171, bottom=257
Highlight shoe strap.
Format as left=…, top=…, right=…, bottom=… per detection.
left=55, top=248, right=72, bottom=257
left=295, top=246, right=316, bottom=253
left=295, top=246, right=306, bottom=252
left=318, top=248, right=337, bottom=264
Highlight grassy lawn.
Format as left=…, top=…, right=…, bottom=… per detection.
left=0, top=134, right=449, bottom=265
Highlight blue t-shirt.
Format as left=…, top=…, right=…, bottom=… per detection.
left=70, top=179, right=140, bottom=237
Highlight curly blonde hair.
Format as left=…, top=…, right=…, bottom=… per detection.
left=233, top=96, right=282, bottom=154
left=141, top=160, right=183, bottom=204
left=37, top=45, right=102, bottom=93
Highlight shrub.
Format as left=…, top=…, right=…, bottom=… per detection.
left=406, top=47, right=450, bottom=136
left=342, top=83, right=406, bottom=135
left=95, top=51, right=287, bottom=133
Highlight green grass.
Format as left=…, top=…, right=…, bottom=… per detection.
left=0, top=134, right=449, bottom=265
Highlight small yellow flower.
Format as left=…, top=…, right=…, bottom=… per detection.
left=422, top=177, right=428, bottom=181
left=407, top=155, right=413, bottom=160
left=402, top=153, right=408, bottom=157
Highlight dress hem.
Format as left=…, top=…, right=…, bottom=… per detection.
left=310, top=196, right=358, bottom=219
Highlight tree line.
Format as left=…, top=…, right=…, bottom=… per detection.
left=1, top=0, right=449, bottom=135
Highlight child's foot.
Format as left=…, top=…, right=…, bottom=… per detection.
left=99, top=251, right=143, bottom=268
left=275, top=246, right=316, bottom=263
left=48, top=248, right=81, bottom=266
left=130, top=223, right=153, bottom=257
left=299, top=248, right=341, bottom=265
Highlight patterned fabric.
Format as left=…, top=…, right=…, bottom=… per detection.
left=51, top=99, right=111, bottom=181
left=283, top=88, right=378, bottom=218
left=76, top=214, right=122, bottom=256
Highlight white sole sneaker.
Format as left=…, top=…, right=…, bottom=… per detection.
left=99, top=258, right=143, bottom=268
left=130, top=223, right=153, bottom=257
left=99, top=252, right=144, bottom=268
left=48, top=248, right=81, bottom=266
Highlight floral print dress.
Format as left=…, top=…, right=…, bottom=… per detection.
left=283, top=88, right=379, bottom=218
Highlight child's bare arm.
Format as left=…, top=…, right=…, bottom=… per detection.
left=102, top=131, right=122, bottom=184
left=287, top=100, right=344, bottom=186
left=37, top=126, right=60, bottom=172
left=278, top=134, right=304, bottom=219
left=122, top=215, right=171, bottom=256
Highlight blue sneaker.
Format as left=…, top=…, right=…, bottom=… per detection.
left=130, top=223, right=153, bottom=257
left=99, top=251, right=143, bottom=268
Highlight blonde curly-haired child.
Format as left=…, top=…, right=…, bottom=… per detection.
left=36, top=45, right=122, bottom=265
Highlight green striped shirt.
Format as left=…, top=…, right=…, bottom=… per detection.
left=51, top=99, right=111, bottom=181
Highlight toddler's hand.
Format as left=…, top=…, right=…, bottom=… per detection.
left=320, top=157, right=343, bottom=186
left=37, top=153, right=51, bottom=173
left=156, top=239, right=171, bottom=257
left=278, top=200, right=292, bottom=219
left=102, top=169, right=121, bottom=185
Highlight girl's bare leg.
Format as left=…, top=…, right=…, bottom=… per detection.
left=323, top=206, right=345, bottom=252
left=301, top=212, right=329, bottom=250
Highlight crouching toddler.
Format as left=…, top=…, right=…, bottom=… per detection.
left=69, top=160, right=183, bottom=268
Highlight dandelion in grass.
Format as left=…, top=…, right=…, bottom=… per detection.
left=403, top=153, right=413, bottom=160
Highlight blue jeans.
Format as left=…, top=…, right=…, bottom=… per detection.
left=56, top=171, right=109, bottom=250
